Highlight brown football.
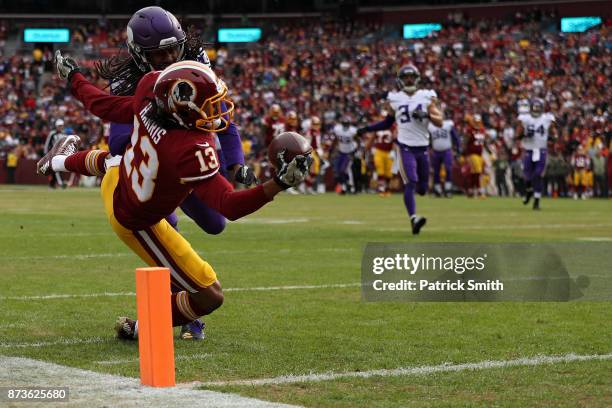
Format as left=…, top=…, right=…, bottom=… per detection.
left=268, top=131, right=312, bottom=170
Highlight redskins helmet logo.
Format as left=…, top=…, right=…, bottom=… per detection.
left=171, top=80, right=196, bottom=104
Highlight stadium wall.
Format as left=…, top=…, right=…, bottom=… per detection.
left=0, top=160, right=48, bottom=185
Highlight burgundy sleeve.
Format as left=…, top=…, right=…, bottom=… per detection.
left=192, top=174, right=272, bottom=221
left=70, top=73, right=134, bottom=123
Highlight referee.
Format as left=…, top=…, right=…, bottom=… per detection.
left=44, top=119, right=67, bottom=188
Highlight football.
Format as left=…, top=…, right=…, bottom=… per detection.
left=268, top=131, right=312, bottom=170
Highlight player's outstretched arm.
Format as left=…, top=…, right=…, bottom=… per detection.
left=193, top=155, right=311, bottom=221
left=427, top=100, right=444, bottom=127
left=55, top=51, right=134, bottom=124
left=358, top=112, right=395, bottom=135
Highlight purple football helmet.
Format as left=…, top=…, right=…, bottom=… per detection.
left=126, top=6, right=187, bottom=72
left=397, top=64, right=420, bottom=94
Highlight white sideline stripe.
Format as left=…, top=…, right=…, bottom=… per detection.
left=0, top=356, right=298, bottom=408
left=196, top=353, right=612, bottom=387
left=0, top=283, right=361, bottom=301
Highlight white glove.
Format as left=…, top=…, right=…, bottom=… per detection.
left=55, top=50, right=81, bottom=81
left=274, top=154, right=313, bottom=189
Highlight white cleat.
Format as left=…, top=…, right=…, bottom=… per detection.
left=37, top=135, right=81, bottom=176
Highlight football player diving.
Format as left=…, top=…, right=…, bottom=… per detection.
left=38, top=59, right=312, bottom=340
left=61, top=6, right=254, bottom=340
left=358, top=64, right=443, bottom=235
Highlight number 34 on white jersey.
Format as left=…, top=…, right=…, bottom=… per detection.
left=387, top=89, right=437, bottom=147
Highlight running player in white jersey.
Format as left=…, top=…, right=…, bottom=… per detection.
left=358, top=64, right=443, bottom=234
left=516, top=98, right=557, bottom=210
left=429, top=118, right=460, bottom=197
left=333, top=115, right=358, bottom=194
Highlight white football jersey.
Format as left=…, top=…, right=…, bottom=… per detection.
left=518, top=113, right=555, bottom=150
left=387, top=89, right=437, bottom=147
left=429, top=119, right=454, bottom=152
left=333, top=124, right=358, bottom=153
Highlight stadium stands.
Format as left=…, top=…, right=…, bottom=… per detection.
left=0, top=9, right=610, bottom=195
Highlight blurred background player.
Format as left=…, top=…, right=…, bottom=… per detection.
left=263, top=104, right=285, bottom=146
left=332, top=115, right=358, bottom=194
left=571, top=145, right=591, bottom=200
left=364, top=110, right=395, bottom=197
left=358, top=64, right=443, bottom=234
left=303, top=115, right=323, bottom=194
left=429, top=115, right=460, bottom=198
left=516, top=98, right=557, bottom=210
left=464, top=114, right=486, bottom=198
left=44, top=119, right=71, bottom=189
left=285, top=111, right=299, bottom=133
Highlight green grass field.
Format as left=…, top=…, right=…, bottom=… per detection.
left=0, top=186, right=611, bottom=407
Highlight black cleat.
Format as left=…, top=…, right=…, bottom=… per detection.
left=411, top=215, right=427, bottom=235
left=533, top=198, right=540, bottom=210
left=522, top=190, right=533, bottom=205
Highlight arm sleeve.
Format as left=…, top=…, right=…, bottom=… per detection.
left=70, top=73, right=134, bottom=123
left=365, top=115, right=395, bottom=132
left=451, top=128, right=461, bottom=152
left=218, top=121, right=245, bottom=168
left=193, top=174, right=273, bottom=221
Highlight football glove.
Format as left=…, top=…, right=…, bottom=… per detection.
left=55, top=50, right=81, bottom=81
left=411, top=109, right=429, bottom=121
left=234, top=164, right=258, bottom=186
left=274, top=152, right=313, bottom=189
left=356, top=127, right=369, bottom=136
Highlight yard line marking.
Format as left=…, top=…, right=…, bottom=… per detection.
left=0, top=283, right=362, bottom=301
left=95, top=352, right=214, bottom=366
left=236, top=218, right=310, bottom=224
left=0, top=356, right=298, bottom=408
left=0, top=247, right=355, bottom=261
left=196, top=353, right=612, bottom=387
left=0, top=337, right=109, bottom=348
left=577, top=237, right=612, bottom=242
left=380, top=223, right=612, bottom=232
left=224, top=283, right=362, bottom=292
left=0, top=292, right=137, bottom=300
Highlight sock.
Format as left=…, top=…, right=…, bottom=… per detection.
left=171, top=291, right=206, bottom=327
left=51, top=155, right=67, bottom=172
left=65, top=150, right=109, bottom=176
left=403, top=183, right=416, bottom=216
left=444, top=181, right=452, bottom=192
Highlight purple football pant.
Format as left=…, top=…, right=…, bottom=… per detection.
left=523, top=149, right=547, bottom=197
left=431, top=149, right=453, bottom=184
left=397, top=144, right=429, bottom=216
left=334, top=152, right=352, bottom=183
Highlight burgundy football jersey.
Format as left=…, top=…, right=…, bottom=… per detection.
left=374, top=129, right=394, bottom=152
left=111, top=72, right=221, bottom=230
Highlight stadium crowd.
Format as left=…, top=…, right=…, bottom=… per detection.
left=1, top=10, right=610, bottom=196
